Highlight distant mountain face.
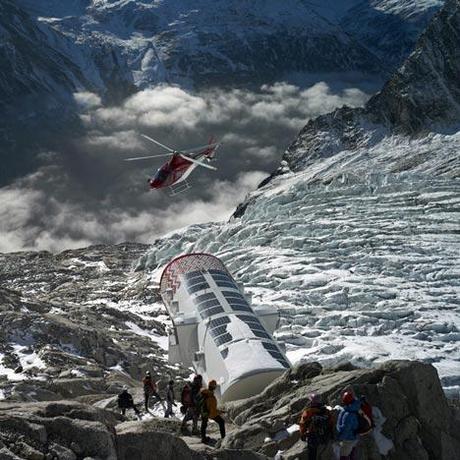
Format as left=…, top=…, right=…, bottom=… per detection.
left=0, top=0, right=446, bottom=184
left=0, top=0, right=83, bottom=112
left=136, top=0, right=460, bottom=391
left=367, top=0, right=460, bottom=132
left=341, top=0, right=445, bottom=69
left=16, top=0, right=445, bottom=90
left=0, top=0, right=83, bottom=182
left=284, top=0, right=460, bottom=172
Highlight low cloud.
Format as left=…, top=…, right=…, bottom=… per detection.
left=0, top=170, right=266, bottom=253
left=1, top=81, right=374, bottom=252
left=74, top=91, right=102, bottom=110
left=85, top=81, right=369, bottom=136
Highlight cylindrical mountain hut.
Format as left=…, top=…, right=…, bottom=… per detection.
left=160, top=253, right=290, bottom=402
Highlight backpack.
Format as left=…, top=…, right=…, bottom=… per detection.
left=118, top=392, right=132, bottom=408
left=181, top=384, right=193, bottom=406
left=356, top=410, right=372, bottom=436
left=196, top=392, right=208, bottom=417
left=143, top=377, right=156, bottom=394
left=309, top=410, right=331, bottom=444
left=360, top=400, right=374, bottom=427
left=356, top=398, right=374, bottom=436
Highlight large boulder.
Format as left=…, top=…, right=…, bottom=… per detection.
left=116, top=419, right=269, bottom=460
left=116, top=420, right=204, bottom=460
left=221, top=361, right=460, bottom=460
left=0, top=401, right=120, bottom=459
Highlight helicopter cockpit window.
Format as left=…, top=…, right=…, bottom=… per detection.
left=156, top=169, right=169, bottom=181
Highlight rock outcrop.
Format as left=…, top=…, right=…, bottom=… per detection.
left=0, top=401, right=120, bottom=459
left=0, top=400, right=268, bottom=460
left=222, top=360, right=460, bottom=460
left=284, top=0, right=460, bottom=173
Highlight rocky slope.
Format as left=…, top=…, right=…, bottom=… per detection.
left=367, top=0, right=460, bottom=132
left=0, top=243, right=189, bottom=403
left=0, top=361, right=459, bottom=459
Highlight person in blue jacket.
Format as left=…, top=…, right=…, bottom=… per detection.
left=336, top=391, right=360, bottom=460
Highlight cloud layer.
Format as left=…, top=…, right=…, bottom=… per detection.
left=0, top=81, right=372, bottom=253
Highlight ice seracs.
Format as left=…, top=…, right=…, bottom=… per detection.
left=160, top=253, right=291, bottom=402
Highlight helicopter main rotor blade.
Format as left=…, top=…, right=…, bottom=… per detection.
left=141, top=134, right=175, bottom=153
left=124, top=153, right=172, bottom=161
left=181, top=142, right=221, bottom=154
left=179, top=153, right=217, bottom=170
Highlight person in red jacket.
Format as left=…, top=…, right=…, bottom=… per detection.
left=142, top=371, right=162, bottom=412
left=181, top=375, right=203, bottom=434
left=299, top=393, right=333, bottom=460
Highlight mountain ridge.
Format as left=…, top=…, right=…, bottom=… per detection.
left=281, top=0, right=460, bottom=175
left=0, top=0, right=446, bottom=185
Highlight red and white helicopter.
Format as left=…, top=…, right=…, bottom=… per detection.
left=125, top=134, right=221, bottom=195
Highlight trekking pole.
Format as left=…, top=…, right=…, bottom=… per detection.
left=221, top=408, right=242, bottom=428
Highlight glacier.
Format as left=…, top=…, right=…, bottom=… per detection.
left=137, top=130, right=460, bottom=396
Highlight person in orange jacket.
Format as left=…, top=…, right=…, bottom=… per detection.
left=200, top=379, right=225, bottom=443
left=299, top=393, right=333, bottom=460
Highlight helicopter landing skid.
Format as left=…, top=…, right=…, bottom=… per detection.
left=167, top=180, right=191, bottom=196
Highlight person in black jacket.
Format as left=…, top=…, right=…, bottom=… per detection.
left=118, top=386, right=141, bottom=417
left=165, top=379, right=176, bottom=418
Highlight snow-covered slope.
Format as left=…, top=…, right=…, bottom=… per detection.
left=0, top=0, right=84, bottom=111
left=137, top=1, right=460, bottom=395
left=17, top=0, right=445, bottom=91
left=341, top=0, right=445, bottom=69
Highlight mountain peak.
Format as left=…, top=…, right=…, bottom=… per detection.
left=367, top=0, right=460, bottom=132
left=282, top=0, right=460, bottom=173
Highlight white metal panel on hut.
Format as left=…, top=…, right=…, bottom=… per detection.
left=160, top=253, right=290, bottom=402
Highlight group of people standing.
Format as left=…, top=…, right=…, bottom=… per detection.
left=119, top=371, right=371, bottom=456
left=299, top=390, right=373, bottom=460
left=180, top=374, right=226, bottom=444
left=117, top=371, right=226, bottom=444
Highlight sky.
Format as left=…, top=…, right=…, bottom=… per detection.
left=0, top=79, right=376, bottom=253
